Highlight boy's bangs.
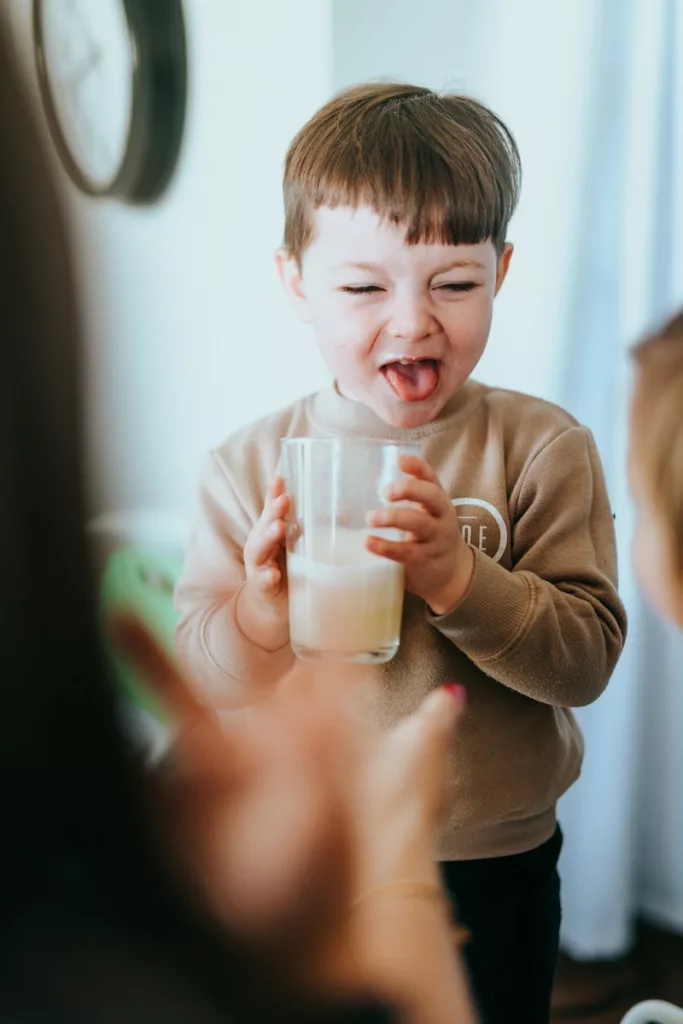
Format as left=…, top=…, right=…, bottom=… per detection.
left=311, top=148, right=503, bottom=248
left=284, top=85, right=521, bottom=257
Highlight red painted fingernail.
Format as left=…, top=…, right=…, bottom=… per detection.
left=444, top=683, right=466, bottom=703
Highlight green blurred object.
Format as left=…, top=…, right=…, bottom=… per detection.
left=100, top=546, right=184, bottom=722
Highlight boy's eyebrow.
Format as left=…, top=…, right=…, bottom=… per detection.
left=335, top=258, right=487, bottom=273
left=432, top=259, right=488, bottom=273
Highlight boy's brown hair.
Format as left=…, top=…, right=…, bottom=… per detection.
left=631, top=309, right=683, bottom=569
left=283, top=82, right=521, bottom=262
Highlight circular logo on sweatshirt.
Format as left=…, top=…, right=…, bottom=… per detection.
left=451, top=498, right=508, bottom=564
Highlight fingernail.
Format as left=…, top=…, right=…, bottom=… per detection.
left=443, top=683, right=466, bottom=704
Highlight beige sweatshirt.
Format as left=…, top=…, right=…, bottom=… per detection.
left=175, top=381, right=627, bottom=861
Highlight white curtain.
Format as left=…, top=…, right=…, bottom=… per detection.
left=557, top=0, right=683, bottom=959
left=333, top=0, right=683, bottom=959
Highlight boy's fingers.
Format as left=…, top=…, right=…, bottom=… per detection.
left=269, top=476, right=286, bottom=499
left=365, top=535, right=416, bottom=563
left=387, top=475, right=448, bottom=517
left=109, top=615, right=208, bottom=726
left=247, top=521, right=286, bottom=568
left=262, top=480, right=289, bottom=525
left=261, top=494, right=289, bottom=526
left=368, top=506, right=430, bottom=537
left=252, top=566, right=283, bottom=596
left=398, top=454, right=440, bottom=485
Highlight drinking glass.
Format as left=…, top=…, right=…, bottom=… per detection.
left=280, top=437, right=420, bottom=663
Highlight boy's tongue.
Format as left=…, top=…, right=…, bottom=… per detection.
left=382, top=359, right=439, bottom=402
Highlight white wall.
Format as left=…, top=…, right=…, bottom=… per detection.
left=7, top=0, right=333, bottom=519
left=7, top=0, right=600, bottom=519
left=333, top=0, right=483, bottom=92
left=333, top=0, right=600, bottom=406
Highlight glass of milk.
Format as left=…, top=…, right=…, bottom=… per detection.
left=280, top=437, right=421, bottom=663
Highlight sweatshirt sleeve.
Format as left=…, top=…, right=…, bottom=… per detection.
left=427, top=426, right=627, bottom=707
left=174, top=451, right=294, bottom=707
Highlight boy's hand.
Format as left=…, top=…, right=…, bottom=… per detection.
left=366, top=455, right=475, bottom=616
left=239, top=478, right=291, bottom=647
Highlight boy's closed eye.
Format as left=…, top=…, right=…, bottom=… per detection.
left=340, top=284, right=384, bottom=294
left=339, top=281, right=479, bottom=296
left=434, top=282, right=477, bottom=294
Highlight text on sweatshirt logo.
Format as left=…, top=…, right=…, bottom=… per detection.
left=452, top=498, right=508, bottom=563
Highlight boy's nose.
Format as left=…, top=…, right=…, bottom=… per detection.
left=386, top=293, right=437, bottom=341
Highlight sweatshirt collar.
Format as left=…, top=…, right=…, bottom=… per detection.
left=311, top=379, right=483, bottom=441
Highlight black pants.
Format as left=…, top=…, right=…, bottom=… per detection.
left=441, top=827, right=563, bottom=1024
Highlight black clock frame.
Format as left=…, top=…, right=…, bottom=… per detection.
left=33, top=0, right=187, bottom=204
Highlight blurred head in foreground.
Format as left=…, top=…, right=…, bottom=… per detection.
left=0, top=16, right=389, bottom=1023
left=630, top=309, right=683, bottom=627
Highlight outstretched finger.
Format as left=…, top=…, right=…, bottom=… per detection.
left=413, top=684, right=466, bottom=746
left=391, top=684, right=466, bottom=818
left=277, top=658, right=367, bottom=724
left=109, top=615, right=210, bottom=727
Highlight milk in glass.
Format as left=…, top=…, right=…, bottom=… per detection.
left=287, top=526, right=404, bottom=662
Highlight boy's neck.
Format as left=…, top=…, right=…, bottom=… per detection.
left=316, top=380, right=479, bottom=439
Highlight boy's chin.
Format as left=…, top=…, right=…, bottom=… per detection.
left=374, top=394, right=446, bottom=429
left=336, top=380, right=449, bottom=428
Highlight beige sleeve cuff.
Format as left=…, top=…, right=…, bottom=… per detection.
left=199, top=596, right=295, bottom=703
left=426, top=546, right=534, bottom=666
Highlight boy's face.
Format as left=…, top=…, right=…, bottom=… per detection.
left=277, top=205, right=513, bottom=428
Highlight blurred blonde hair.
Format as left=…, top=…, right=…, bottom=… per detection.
left=631, top=309, right=683, bottom=570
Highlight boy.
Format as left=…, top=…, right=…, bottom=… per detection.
left=176, top=83, right=627, bottom=1024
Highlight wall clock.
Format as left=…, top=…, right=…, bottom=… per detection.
left=33, top=0, right=187, bottom=203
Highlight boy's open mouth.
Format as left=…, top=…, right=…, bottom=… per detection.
left=380, top=358, right=441, bottom=402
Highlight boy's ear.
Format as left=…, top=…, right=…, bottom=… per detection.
left=494, top=243, right=514, bottom=296
left=275, top=248, right=312, bottom=323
